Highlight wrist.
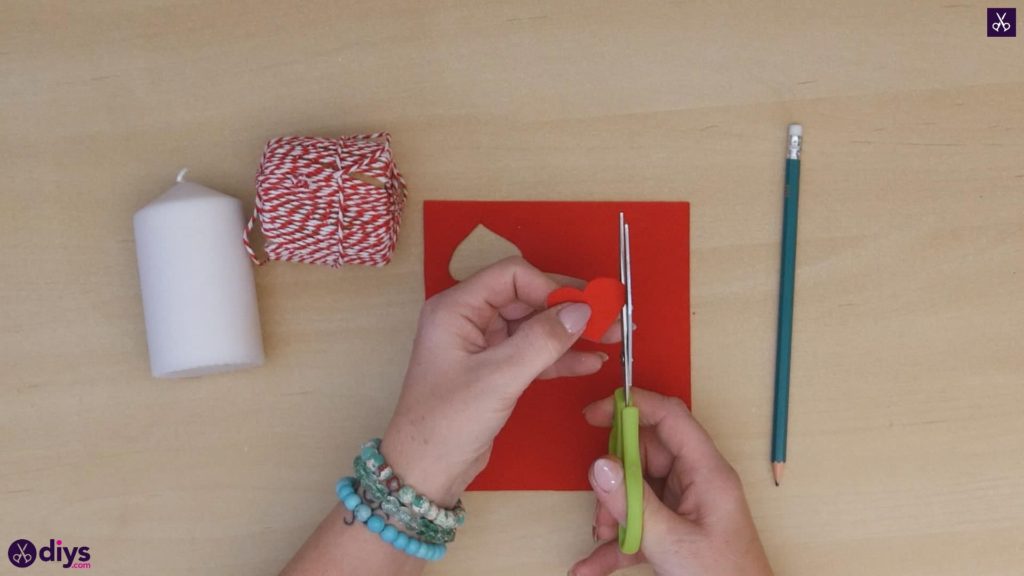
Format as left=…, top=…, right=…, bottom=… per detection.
left=379, top=429, right=465, bottom=508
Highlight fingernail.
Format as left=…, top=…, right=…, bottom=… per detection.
left=590, top=458, right=623, bottom=494
left=596, top=351, right=609, bottom=362
left=558, top=303, right=591, bottom=334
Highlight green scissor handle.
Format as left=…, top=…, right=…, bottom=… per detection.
left=609, top=388, right=643, bottom=554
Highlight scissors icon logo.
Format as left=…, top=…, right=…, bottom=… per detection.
left=7, top=539, right=37, bottom=568
left=988, top=7, right=1016, bottom=36
left=993, top=11, right=1011, bottom=31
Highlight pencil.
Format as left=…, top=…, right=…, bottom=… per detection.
left=772, top=124, right=802, bottom=487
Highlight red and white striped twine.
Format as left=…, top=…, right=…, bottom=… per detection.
left=244, top=134, right=407, bottom=267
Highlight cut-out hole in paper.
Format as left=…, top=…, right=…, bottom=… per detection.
left=448, top=223, right=581, bottom=286
left=448, top=224, right=523, bottom=282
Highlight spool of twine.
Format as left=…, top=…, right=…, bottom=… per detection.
left=244, top=133, right=407, bottom=267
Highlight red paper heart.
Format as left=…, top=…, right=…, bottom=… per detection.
left=546, top=277, right=625, bottom=342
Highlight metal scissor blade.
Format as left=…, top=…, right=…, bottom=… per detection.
left=619, top=212, right=634, bottom=405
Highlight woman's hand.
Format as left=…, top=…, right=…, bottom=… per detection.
left=282, top=257, right=614, bottom=576
left=381, top=257, right=616, bottom=506
left=572, top=388, right=773, bottom=576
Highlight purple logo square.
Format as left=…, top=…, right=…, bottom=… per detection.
left=988, top=8, right=1016, bottom=36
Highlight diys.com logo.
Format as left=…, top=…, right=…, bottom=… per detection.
left=7, top=539, right=91, bottom=569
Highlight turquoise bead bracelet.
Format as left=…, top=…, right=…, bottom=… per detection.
left=337, top=476, right=447, bottom=561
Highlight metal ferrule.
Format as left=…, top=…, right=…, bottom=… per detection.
left=786, top=133, right=802, bottom=160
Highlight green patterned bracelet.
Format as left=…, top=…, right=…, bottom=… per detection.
left=354, top=439, right=465, bottom=543
left=358, top=439, right=466, bottom=529
left=353, top=456, right=456, bottom=542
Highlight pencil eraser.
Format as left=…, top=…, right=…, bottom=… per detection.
left=788, top=124, right=802, bottom=137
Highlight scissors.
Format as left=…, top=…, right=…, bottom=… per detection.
left=609, top=212, right=643, bottom=554
left=12, top=542, right=34, bottom=565
left=993, top=11, right=1011, bottom=32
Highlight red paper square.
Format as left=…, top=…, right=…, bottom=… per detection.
left=423, top=201, right=690, bottom=490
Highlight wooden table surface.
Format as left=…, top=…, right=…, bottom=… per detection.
left=2, top=2, right=1023, bottom=574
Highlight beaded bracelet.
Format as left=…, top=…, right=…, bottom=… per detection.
left=355, top=461, right=456, bottom=544
left=354, top=445, right=462, bottom=543
left=357, top=439, right=466, bottom=530
left=336, top=477, right=447, bottom=561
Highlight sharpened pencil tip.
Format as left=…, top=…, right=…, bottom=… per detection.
left=772, top=462, right=785, bottom=486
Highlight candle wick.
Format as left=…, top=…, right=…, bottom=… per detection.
left=176, top=168, right=189, bottom=183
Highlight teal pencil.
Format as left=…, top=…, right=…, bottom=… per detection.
left=772, top=124, right=802, bottom=487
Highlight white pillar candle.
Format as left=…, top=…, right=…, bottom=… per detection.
left=133, top=169, right=265, bottom=378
